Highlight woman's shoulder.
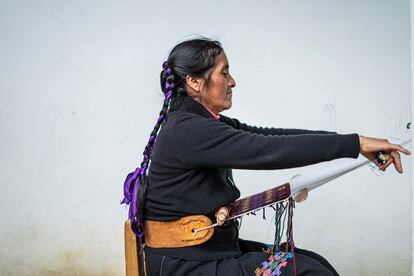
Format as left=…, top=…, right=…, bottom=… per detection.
left=160, top=111, right=240, bottom=145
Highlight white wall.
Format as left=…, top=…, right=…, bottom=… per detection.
left=0, top=0, right=411, bottom=275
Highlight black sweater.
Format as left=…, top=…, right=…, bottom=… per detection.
left=144, top=96, right=360, bottom=261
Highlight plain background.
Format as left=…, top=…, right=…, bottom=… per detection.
left=0, top=0, right=412, bottom=275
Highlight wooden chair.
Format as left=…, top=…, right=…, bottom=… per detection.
left=124, top=220, right=146, bottom=276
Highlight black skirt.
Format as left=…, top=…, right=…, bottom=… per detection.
left=145, top=239, right=340, bottom=276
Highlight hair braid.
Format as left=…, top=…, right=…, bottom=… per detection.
left=121, top=62, right=175, bottom=238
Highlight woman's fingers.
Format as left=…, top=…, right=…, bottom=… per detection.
left=389, top=144, right=411, bottom=155
left=379, top=156, right=393, bottom=171
left=379, top=151, right=403, bottom=173
left=382, top=144, right=408, bottom=174
left=391, top=151, right=403, bottom=173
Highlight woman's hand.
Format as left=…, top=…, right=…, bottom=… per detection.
left=359, top=135, right=411, bottom=173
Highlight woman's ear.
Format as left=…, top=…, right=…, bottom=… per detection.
left=185, top=75, right=203, bottom=93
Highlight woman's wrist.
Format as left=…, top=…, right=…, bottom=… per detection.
left=359, top=135, right=365, bottom=152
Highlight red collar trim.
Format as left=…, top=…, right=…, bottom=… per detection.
left=203, top=105, right=220, bottom=120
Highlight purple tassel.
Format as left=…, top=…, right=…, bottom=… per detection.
left=121, top=167, right=141, bottom=205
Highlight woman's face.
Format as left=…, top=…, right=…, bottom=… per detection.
left=189, top=52, right=236, bottom=114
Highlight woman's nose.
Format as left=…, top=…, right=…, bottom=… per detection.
left=229, top=74, right=236, bottom=88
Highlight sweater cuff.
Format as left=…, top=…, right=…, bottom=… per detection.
left=343, top=133, right=360, bottom=158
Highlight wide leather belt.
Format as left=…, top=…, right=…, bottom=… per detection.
left=144, top=215, right=214, bottom=248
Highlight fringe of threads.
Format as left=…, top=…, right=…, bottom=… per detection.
left=255, top=198, right=296, bottom=276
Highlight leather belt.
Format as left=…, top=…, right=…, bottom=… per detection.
left=144, top=215, right=214, bottom=248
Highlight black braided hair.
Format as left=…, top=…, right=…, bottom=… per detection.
left=160, top=37, right=223, bottom=111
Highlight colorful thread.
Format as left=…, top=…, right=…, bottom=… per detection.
left=255, top=198, right=297, bottom=276
left=255, top=251, right=293, bottom=276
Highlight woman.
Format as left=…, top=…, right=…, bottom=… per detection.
left=122, top=37, right=409, bottom=275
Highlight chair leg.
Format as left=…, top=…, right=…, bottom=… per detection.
left=125, top=220, right=146, bottom=276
